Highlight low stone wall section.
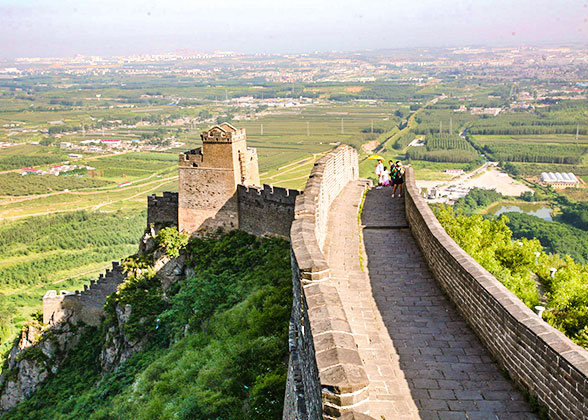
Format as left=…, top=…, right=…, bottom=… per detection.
left=147, top=192, right=178, bottom=228
left=43, top=261, right=126, bottom=327
left=237, top=184, right=299, bottom=238
left=285, top=145, right=375, bottom=420
left=404, top=167, right=588, bottom=420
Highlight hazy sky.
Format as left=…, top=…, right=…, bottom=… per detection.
left=0, top=0, right=586, bottom=58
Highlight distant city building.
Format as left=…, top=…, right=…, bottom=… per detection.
left=68, top=154, right=83, bottom=159
left=540, top=172, right=579, bottom=189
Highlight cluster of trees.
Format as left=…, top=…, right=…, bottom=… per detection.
left=0, top=173, right=110, bottom=196
left=436, top=206, right=542, bottom=308
left=469, top=125, right=586, bottom=136
left=3, top=231, right=291, bottom=420
left=482, top=144, right=585, bottom=164
left=412, top=108, right=476, bottom=135
left=505, top=212, right=588, bottom=265
left=0, top=210, right=145, bottom=289
left=406, top=134, right=479, bottom=163
left=425, top=134, right=476, bottom=151
left=453, top=188, right=503, bottom=215
left=48, top=99, right=83, bottom=107
left=559, top=202, right=588, bottom=231
left=0, top=154, right=65, bottom=171
left=391, top=131, right=415, bottom=150
left=437, top=207, right=588, bottom=347
left=468, top=110, right=586, bottom=136
left=405, top=148, right=479, bottom=163
left=499, top=161, right=520, bottom=176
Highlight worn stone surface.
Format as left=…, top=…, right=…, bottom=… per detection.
left=403, top=167, right=588, bottom=420
left=147, top=191, right=178, bottom=230
left=43, top=261, right=126, bottom=327
left=238, top=184, right=299, bottom=238
left=323, top=184, right=538, bottom=419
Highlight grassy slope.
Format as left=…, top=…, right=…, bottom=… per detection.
left=2, top=231, right=291, bottom=420
left=0, top=210, right=146, bottom=363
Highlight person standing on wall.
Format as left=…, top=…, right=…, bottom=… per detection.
left=381, top=166, right=391, bottom=187
left=374, top=159, right=384, bottom=188
left=391, top=161, right=405, bottom=197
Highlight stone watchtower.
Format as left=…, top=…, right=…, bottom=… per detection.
left=178, top=122, right=260, bottom=234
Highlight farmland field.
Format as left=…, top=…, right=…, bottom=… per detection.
left=0, top=98, right=409, bottom=363
left=472, top=134, right=588, bottom=146
left=2, top=69, right=588, bottom=372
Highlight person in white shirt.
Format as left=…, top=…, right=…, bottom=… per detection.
left=374, top=159, right=384, bottom=187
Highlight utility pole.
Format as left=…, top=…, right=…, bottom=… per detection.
left=577, top=124, right=580, bottom=142
left=449, top=118, right=452, bottom=135
left=371, top=119, right=374, bottom=133
left=225, top=89, right=228, bottom=105
left=341, top=118, right=344, bottom=135
left=307, top=121, right=310, bottom=137
left=260, top=123, right=263, bottom=136
left=439, top=121, right=442, bottom=134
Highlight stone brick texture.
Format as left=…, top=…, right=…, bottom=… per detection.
left=43, top=261, right=125, bottom=326
left=147, top=191, right=178, bottom=229
left=286, top=145, right=375, bottom=420
left=404, top=166, right=588, bottom=420
left=177, top=124, right=260, bottom=234
left=238, top=184, right=299, bottom=238
left=360, top=187, right=537, bottom=419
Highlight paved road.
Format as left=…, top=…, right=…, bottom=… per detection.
left=323, top=182, right=538, bottom=419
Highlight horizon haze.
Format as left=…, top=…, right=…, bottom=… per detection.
left=0, top=0, right=587, bottom=59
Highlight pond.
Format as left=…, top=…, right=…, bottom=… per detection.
left=490, top=203, right=553, bottom=221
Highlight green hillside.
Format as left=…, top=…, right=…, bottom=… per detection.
left=1, top=231, right=291, bottom=420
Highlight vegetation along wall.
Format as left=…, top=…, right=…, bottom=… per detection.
left=404, top=167, right=588, bottom=420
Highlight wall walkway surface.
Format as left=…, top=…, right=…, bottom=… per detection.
left=361, top=187, right=537, bottom=419
left=404, top=167, right=588, bottom=420
left=287, top=156, right=586, bottom=419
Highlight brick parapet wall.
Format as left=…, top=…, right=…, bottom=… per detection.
left=237, top=184, right=299, bottom=238
left=404, top=167, right=588, bottom=420
left=285, top=145, right=375, bottom=420
left=43, top=261, right=126, bottom=327
left=147, top=192, right=178, bottom=228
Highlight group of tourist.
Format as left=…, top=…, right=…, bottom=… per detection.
left=374, top=159, right=405, bottom=197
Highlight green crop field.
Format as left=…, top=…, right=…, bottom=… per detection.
left=4, top=70, right=586, bottom=373
left=0, top=95, right=413, bottom=367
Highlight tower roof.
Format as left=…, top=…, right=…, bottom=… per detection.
left=201, top=122, right=245, bottom=143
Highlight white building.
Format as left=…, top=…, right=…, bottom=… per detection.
left=540, top=172, right=579, bottom=189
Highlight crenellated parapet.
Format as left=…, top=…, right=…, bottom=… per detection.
left=237, top=184, right=299, bottom=238
left=147, top=191, right=178, bottom=229
left=178, top=148, right=203, bottom=168
left=43, top=261, right=126, bottom=327
left=177, top=123, right=260, bottom=234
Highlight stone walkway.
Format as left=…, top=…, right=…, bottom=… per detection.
left=324, top=182, right=538, bottom=420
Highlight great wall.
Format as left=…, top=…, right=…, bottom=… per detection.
left=27, top=123, right=588, bottom=418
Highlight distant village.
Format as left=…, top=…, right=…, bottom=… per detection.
left=21, top=164, right=94, bottom=176
left=58, top=138, right=185, bottom=154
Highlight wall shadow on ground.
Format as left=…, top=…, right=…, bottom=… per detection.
left=361, top=188, right=537, bottom=419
